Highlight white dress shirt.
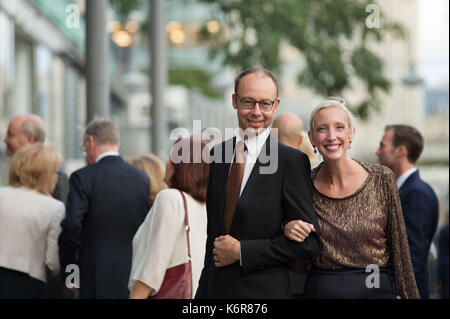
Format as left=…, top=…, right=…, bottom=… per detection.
left=95, top=151, right=120, bottom=163
left=234, top=128, right=271, bottom=265
left=396, top=167, right=417, bottom=189
left=234, top=128, right=271, bottom=196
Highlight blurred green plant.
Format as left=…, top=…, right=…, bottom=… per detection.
left=169, top=69, right=222, bottom=98
left=111, top=0, right=405, bottom=119
left=198, top=0, right=405, bottom=119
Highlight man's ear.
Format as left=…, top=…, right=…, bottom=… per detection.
left=88, top=135, right=96, bottom=149
left=232, top=94, right=238, bottom=110
left=396, top=144, right=408, bottom=159
left=26, top=135, right=36, bottom=144
left=297, top=134, right=304, bottom=149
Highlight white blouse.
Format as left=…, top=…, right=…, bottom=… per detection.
left=0, top=186, right=65, bottom=283
left=128, top=188, right=207, bottom=297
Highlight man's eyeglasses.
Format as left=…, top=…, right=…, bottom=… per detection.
left=235, top=94, right=276, bottom=112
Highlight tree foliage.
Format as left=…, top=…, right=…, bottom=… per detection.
left=198, top=0, right=405, bottom=119
left=110, top=0, right=405, bottom=119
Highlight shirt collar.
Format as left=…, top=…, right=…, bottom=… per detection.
left=95, top=151, right=120, bottom=163
left=396, top=167, right=417, bottom=189
left=235, top=127, right=271, bottom=157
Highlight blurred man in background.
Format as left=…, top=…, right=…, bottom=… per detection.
left=376, top=124, right=439, bottom=298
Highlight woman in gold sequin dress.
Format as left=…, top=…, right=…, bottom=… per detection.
left=284, top=98, right=419, bottom=299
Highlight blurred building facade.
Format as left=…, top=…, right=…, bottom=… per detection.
left=0, top=0, right=128, bottom=182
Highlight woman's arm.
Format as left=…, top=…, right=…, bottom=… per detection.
left=129, top=280, right=154, bottom=299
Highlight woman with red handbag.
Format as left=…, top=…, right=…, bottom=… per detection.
left=128, top=137, right=209, bottom=299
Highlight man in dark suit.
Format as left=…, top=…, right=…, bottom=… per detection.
left=3, top=114, right=69, bottom=204
left=59, top=119, right=150, bottom=299
left=376, top=124, right=439, bottom=298
left=196, top=68, right=320, bottom=299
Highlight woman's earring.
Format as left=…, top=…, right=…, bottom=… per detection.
left=313, top=147, right=317, bottom=154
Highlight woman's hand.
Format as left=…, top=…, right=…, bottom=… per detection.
left=284, top=220, right=315, bottom=242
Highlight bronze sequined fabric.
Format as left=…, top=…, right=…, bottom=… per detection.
left=310, top=160, right=420, bottom=299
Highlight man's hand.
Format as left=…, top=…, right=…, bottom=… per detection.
left=284, top=220, right=315, bottom=242
left=213, top=235, right=240, bottom=267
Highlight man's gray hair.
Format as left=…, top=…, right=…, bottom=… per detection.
left=84, top=118, right=119, bottom=146
left=22, top=115, right=45, bottom=143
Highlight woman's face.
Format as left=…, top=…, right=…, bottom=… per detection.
left=309, top=106, right=353, bottom=161
left=163, top=160, right=174, bottom=187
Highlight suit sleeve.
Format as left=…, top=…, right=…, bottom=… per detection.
left=58, top=172, right=90, bottom=273
left=240, top=152, right=320, bottom=271
left=195, top=156, right=215, bottom=299
left=384, top=170, right=420, bottom=299
left=401, top=187, right=439, bottom=276
left=51, top=171, right=70, bottom=205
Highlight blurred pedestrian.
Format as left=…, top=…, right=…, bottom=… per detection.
left=0, top=144, right=64, bottom=298
left=285, top=97, right=419, bottom=299
left=196, top=68, right=319, bottom=299
left=129, top=137, right=209, bottom=298
left=58, top=119, right=150, bottom=299
left=376, top=125, right=439, bottom=298
left=127, top=154, right=168, bottom=205
left=272, top=112, right=318, bottom=167
left=437, top=221, right=449, bottom=299
left=3, top=114, right=69, bottom=204
left=3, top=114, right=69, bottom=299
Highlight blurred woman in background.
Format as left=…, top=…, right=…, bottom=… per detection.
left=129, top=137, right=209, bottom=298
left=0, top=144, right=65, bottom=298
left=127, top=154, right=168, bottom=205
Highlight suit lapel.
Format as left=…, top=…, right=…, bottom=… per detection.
left=399, top=170, right=419, bottom=196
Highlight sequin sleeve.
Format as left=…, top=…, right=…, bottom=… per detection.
left=382, top=166, right=420, bottom=299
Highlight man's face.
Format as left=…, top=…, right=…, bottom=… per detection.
left=3, top=117, right=31, bottom=156
left=83, top=136, right=97, bottom=165
left=233, top=73, right=280, bottom=136
left=376, top=129, right=398, bottom=169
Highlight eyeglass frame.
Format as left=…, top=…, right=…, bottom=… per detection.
left=234, top=93, right=277, bottom=112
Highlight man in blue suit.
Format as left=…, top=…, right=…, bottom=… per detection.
left=59, top=119, right=150, bottom=299
left=376, top=124, right=439, bottom=298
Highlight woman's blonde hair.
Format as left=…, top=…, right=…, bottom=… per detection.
left=9, top=144, right=62, bottom=195
left=127, top=154, right=168, bottom=203
left=309, top=97, right=356, bottom=135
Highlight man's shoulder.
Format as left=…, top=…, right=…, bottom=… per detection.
left=403, top=172, right=438, bottom=200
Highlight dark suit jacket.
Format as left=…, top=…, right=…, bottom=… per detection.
left=399, top=170, right=439, bottom=299
left=196, top=134, right=320, bottom=299
left=52, top=170, right=69, bottom=205
left=58, top=155, right=150, bottom=299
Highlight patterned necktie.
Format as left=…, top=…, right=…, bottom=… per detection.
left=223, top=140, right=246, bottom=234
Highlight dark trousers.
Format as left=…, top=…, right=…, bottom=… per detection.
left=0, top=267, right=47, bottom=299
left=304, top=267, right=395, bottom=299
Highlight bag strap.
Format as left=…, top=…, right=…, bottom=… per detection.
left=178, top=190, right=191, bottom=262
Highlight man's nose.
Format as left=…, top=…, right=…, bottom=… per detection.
left=251, top=102, right=263, bottom=115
